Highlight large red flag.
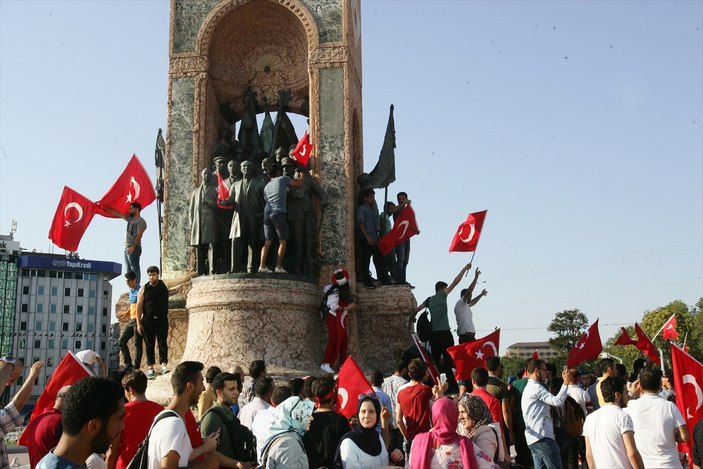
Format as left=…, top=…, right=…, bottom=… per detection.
left=614, top=327, right=638, bottom=346
left=378, top=205, right=420, bottom=256
left=447, top=329, right=500, bottom=382
left=634, top=323, right=661, bottom=365
left=336, top=357, right=373, bottom=418
left=662, top=314, right=679, bottom=340
left=48, top=186, right=97, bottom=251
left=96, top=154, right=157, bottom=217
left=448, top=210, right=487, bottom=253
left=566, top=320, right=603, bottom=368
left=670, top=344, right=703, bottom=467
left=18, top=352, right=90, bottom=445
left=412, top=333, right=440, bottom=385
left=292, top=130, right=313, bottom=167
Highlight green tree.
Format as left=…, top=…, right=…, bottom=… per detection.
left=548, top=309, right=589, bottom=352
left=500, top=355, right=527, bottom=378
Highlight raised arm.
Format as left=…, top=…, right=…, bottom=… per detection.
left=12, top=361, right=44, bottom=411
left=96, top=355, right=108, bottom=378
left=469, top=289, right=488, bottom=307
left=105, top=207, right=128, bottom=220
left=445, top=263, right=471, bottom=295
left=414, top=298, right=428, bottom=314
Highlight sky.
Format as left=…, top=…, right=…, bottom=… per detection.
left=1, top=1, right=701, bottom=353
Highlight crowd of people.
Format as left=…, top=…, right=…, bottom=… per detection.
left=2, top=349, right=702, bottom=469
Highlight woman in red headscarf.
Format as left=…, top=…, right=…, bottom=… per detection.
left=320, top=268, right=355, bottom=374
left=409, top=397, right=480, bottom=469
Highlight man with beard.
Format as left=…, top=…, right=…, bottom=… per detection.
left=36, top=377, right=124, bottom=469
left=147, top=361, right=219, bottom=469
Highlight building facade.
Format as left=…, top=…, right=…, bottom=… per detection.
left=0, top=235, right=21, bottom=357
left=9, top=252, right=121, bottom=402
left=505, top=341, right=561, bottom=360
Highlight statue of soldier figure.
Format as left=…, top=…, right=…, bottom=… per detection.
left=189, top=169, right=219, bottom=275
left=213, top=151, right=233, bottom=273
left=221, top=160, right=266, bottom=273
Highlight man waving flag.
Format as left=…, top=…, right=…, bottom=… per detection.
left=378, top=205, right=419, bottom=255
left=48, top=186, right=97, bottom=251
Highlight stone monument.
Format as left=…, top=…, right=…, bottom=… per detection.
left=149, top=0, right=416, bottom=382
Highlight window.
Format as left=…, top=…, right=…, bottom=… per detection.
left=30, top=270, right=37, bottom=277
left=101, top=324, right=107, bottom=334
left=47, top=356, right=54, bottom=366
left=75, top=340, right=81, bottom=349
left=34, top=340, right=40, bottom=348
left=89, top=306, right=96, bottom=315
left=103, top=291, right=108, bottom=299
left=21, top=269, right=29, bottom=276
left=62, top=322, right=69, bottom=332
left=87, top=339, right=93, bottom=350
left=35, top=320, right=42, bottom=330
left=77, top=305, right=83, bottom=314
left=75, top=323, right=82, bottom=332
left=50, top=304, right=57, bottom=314
left=49, top=271, right=57, bottom=278
left=64, top=288, right=71, bottom=296
left=37, top=303, right=43, bottom=313
left=61, top=339, right=68, bottom=349
left=21, top=304, right=28, bottom=313
left=51, top=286, right=58, bottom=296
left=63, top=305, right=70, bottom=314
left=48, top=339, right=55, bottom=349
left=38, top=270, right=46, bottom=277
left=22, top=286, right=29, bottom=295
left=101, top=307, right=107, bottom=317
left=37, top=285, right=45, bottom=295
left=20, top=321, right=27, bottom=331
left=78, top=288, right=84, bottom=297
left=19, top=339, right=26, bottom=348
left=49, top=321, right=56, bottom=331
left=89, top=290, right=96, bottom=298
left=87, top=323, right=95, bottom=333
left=64, top=272, right=73, bottom=280
left=100, top=341, right=106, bottom=350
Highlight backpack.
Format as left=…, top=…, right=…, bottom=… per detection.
left=561, top=395, right=585, bottom=438
left=416, top=300, right=432, bottom=342
left=205, top=405, right=258, bottom=462
left=127, top=410, right=179, bottom=469
left=318, top=285, right=338, bottom=320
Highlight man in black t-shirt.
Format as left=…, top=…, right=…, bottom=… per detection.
left=137, top=265, right=170, bottom=379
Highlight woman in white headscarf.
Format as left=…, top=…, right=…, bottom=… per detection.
left=259, top=396, right=316, bottom=469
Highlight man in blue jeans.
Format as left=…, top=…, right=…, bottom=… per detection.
left=522, top=358, right=574, bottom=469
left=107, top=202, right=146, bottom=285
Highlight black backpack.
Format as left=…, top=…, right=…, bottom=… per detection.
left=204, top=405, right=258, bottom=462
left=127, top=410, right=179, bottom=469
left=416, top=299, right=432, bottom=342
left=318, top=285, right=337, bottom=320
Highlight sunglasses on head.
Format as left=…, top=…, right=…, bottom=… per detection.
left=358, top=392, right=378, bottom=401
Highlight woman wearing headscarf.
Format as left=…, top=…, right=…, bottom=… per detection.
left=259, top=396, right=315, bottom=468
left=409, top=397, right=479, bottom=469
left=335, top=394, right=397, bottom=468
left=457, top=393, right=505, bottom=468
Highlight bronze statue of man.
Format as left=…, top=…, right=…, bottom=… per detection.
left=189, top=169, right=218, bottom=275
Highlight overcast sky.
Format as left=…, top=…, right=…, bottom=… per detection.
left=1, top=1, right=701, bottom=353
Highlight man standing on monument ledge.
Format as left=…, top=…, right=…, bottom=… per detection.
left=106, top=202, right=146, bottom=285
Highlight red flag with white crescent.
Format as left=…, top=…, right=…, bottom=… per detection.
left=566, top=319, right=603, bottom=368
left=336, top=357, right=373, bottom=418
left=18, top=351, right=91, bottom=445
left=449, top=210, right=487, bottom=252
left=96, top=154, right=157, bottom=217
left=670, top=344, right=703, bottom=467
left=662, top=314, right=679, bottom=340
left=634, top=323, right=661, bottom=365
left=216, top=173, right=233, bottom=209
left=48, top=186, right=97, bottom=251
left=447, top=329, right=500, bottom=382
left=292, top=130, right=313, bottom=167
left=377, top=205, right=420, bottom=256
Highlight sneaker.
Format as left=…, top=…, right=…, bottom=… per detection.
left=258, top=267, right=272, bottom=274
left=320, top=363, right=335, bottom=374
left=161, top=364, right=170, bottom=375
left=274, top=267, right=288, bottom=274
left=147, top=369, right=156, bottom=379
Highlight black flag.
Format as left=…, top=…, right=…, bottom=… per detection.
left=366, top=104, right=396, bottom=189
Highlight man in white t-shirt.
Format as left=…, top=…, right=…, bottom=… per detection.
left=75, top=350, right=107, bottom=377
left=147, top=361, right=219, bottom=469
left=624, top=367, right=690, bottom=468
left=583, top=376, right=644, bottom=469
left=452, top=267, right=487, bottom=344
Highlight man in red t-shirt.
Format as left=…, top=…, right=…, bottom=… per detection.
left=24, top=386, right=70, bottom=468
left=107, top=370, right=163, bottom=469
left=396, top=359, right=443, bottom=457
left=471, top=367, right=511, bottom=461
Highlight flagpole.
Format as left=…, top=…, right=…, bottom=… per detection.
left=652, top=312, right=676, bottom=342
left=683, top=332, right=688, bottom=349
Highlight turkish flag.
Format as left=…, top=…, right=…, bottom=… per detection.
left=336, top=357, right=373, bottom=418
left=670, top=344, right=703, bottom=467
left=532, top=351, right=540, bottom=359
left=634, top=323, right=661, bottom=365
left=216, top=173, right=234, bottom=210
left=18, top=351, right=91, bottom=445
left=566, top=320, right=603, bottom=368
left=292, top=130, right=313, bottom=167
left=412, top=333, right=440, bottom=385
left=48, top=186, right=97, bottom=251
left=447, top=329, right=500, bottom=382
left=96, top=154, right=157, bottom=217
left=662, top=314, right=679, bottom=340
left=448, top=210, right=487, bottom=253
left=614, top=327, right=638, bottom=346
left=378, top=205, right=420, bottom=256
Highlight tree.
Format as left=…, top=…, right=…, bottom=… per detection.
left=548, top=309, right=589, bottom=352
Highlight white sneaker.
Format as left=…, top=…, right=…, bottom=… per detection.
left=275, top=267, right=288, bottom=274
left=258, top=267, right=272, bottom=274
left=161, top=364, right=170, bottom=375
left=320, top=363, right=335, bottom=374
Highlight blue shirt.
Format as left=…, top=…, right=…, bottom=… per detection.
left=36, top=451, right=88, bottom=469
left=357, top=203, right=380, bottom=241
left=129, top=284, right=140, bottom=304
left=264, top=176, right=292, bottom=215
